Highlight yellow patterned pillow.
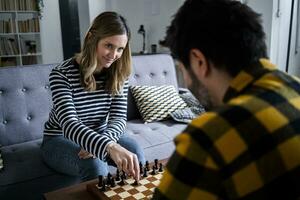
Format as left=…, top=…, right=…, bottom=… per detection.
left=130, top=85, right=188, bottom=123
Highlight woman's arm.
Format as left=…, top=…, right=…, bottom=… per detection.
left=49, top=69, right=114, bottom=160
left=102, top=80, right=129, bottom=142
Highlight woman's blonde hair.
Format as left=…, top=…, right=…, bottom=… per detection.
left=76, top=11, right=131, bottom=95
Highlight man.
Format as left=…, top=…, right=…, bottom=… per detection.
left=152, top=0, right=300, bottom=199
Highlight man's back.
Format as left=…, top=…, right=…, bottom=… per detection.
left=154, top=59, right=300, bottom=199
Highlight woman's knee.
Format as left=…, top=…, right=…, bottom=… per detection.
left=79, top=158, right=108, bottom=181
left=118, top=136, right=145, bottom=164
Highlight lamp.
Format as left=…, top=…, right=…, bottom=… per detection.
left=138, top=25, right=146, bottom=54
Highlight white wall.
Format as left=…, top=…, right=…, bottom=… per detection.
left=246, top=0, right=273, bottom=56
left=107, top=0, right=182, bottom=53
left=40, top=0, right=63, bottom=64
left=88, top=0, right=106, bottom=23
left=246, top=0, right=293, bottom=72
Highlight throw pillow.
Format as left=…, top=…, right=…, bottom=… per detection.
left=170, top=89, right=206, bottom=123
left=130, top=85, right=188, bottom=123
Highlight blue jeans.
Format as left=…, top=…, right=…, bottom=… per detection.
left=41, top=135, right=145, bottom=181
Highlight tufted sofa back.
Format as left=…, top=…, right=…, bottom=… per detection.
left=0, top=54, right=177, bottom=146
left=128, top=54, right=178, bottom=120
left=0, top=64, right=54, bottom=146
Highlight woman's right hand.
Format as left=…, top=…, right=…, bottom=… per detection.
left=107, top=142, right=140, bottom=181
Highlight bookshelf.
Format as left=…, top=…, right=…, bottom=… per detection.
left=0, top=0, right=42, bottom=67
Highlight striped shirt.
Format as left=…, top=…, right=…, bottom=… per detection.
left=153, top=59, right=300, bottom=200
left=44, top=58, right=128, bottom=160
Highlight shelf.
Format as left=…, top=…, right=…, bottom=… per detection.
left=0, top=0, right=42, bottom=67
left=0, top=33, right=18, bottom=35
left=18, top=32, right=40, bottom=35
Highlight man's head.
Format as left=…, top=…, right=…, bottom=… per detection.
left=161, top=0, right=267, bottom=108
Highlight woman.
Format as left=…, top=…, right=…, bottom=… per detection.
left=41, top=12, right=145, bottom=181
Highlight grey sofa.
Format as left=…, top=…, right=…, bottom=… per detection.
left=0, top=54, right=187, bottom=200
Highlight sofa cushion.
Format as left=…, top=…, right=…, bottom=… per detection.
left=130, top=85, right=187, bottom=123
left=0, top=139, right=56, bottom=186
left=126, top=119, right=186, bottom=148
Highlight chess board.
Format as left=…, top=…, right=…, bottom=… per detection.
left=86, top=159, right=167, bottom=200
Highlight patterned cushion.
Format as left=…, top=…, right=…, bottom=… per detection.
left=170, top=89, right=206, bottom=123
left=130, top=85, right=188, bottom=123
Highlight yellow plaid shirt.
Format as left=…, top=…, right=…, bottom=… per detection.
left=153, top=59, right=300, bottom=200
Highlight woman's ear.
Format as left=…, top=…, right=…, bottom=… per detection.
left=189, top=49, right=209, bottom=80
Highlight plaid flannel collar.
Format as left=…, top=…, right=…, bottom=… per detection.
left=223, top=58, right=277, bottom=103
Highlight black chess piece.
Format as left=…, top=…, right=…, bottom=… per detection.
left=154, top=159, right=158, bottom=169
left=100, top=179, right=107, bottom=191
left=115, top=169, right=120, bottom=181
left=133, top=180, right=139, bottom=186
left=139, top=161, right=143, bottom=174
left=97, top=175, right=103, bottom=187
left=159, top=163, right=163, bottom=172
left=122, top=170, right=127, bottom=179
left=143, top=167, right=148, bottom=177
left=110, top=177, right=116, bottom=187
left=119, top=174, right=125, bottom=185
left=151, top=165, right=156, bottom=175
left=145, top=160, right=150, bottom=171
left=107, top=173, right=112, bottom=185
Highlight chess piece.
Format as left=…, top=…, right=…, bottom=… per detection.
left=154, top=159, right=158, bottom=169
left=107, top=173, right=112, bottom=185
left=145, top=160, right=150, bottom=171
left=100, top=179, right=107, bottom=191
left=159, top=163, right=163, bottom=172
left=110, top=177, right=116, bottom=187
left=122, top=170, right=127, bottom=179
left=151, top=165, right=156, bottom=175
left=139, top=161, right=143, bottom=174
left=119, top=174, right=125, bottom=185
left=133, top=180, right=139, bottom=186
left=143, top=167, right=148, bottom=177
left=97, top=175, right=103, bottom=187
left=115, top=169, right=120, bottom=181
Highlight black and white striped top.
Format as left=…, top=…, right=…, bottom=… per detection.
left=44, top=58, right=128, bottom=160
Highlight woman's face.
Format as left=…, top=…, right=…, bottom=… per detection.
left=96, top=34, right=128, bottom=69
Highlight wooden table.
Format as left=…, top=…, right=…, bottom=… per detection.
left=44, top=158, right=169, bottom=200
left=44, top=179, right=97, bottom=200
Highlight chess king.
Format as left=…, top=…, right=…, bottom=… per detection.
left=153, top=0, right=300, bottom=199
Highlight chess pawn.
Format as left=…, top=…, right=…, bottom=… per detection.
left=115, top=169, right=120, bottom=181
left=119, top=174, right=125, bottom=186
left=100, top=179, right=107, bottom=191
left=110, top=177, right=116, bottom=187
left=133, top=180, right=139, bottom=186
left=143, top=167, right=148, bottom=177
left=159, top=163, right=163, bottom=172
left=107, top=173, right=112, bottom=185
left=151, top=165, right=156, bottom=175
left=139, top=161, right=143, bottom=174
left=97, top=175, right=103, bottom=187
left=145, top=160, right=150, bottom=171
left=154, top=159, right=158, bottom=169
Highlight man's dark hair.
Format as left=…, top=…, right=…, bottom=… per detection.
left=161, top=0, right=267, bottom=76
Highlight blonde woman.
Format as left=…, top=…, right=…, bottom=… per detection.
left=41, top=12, right=145, bottom=181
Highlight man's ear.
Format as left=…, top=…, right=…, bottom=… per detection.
left=189, top=49, right=209, bottom=80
